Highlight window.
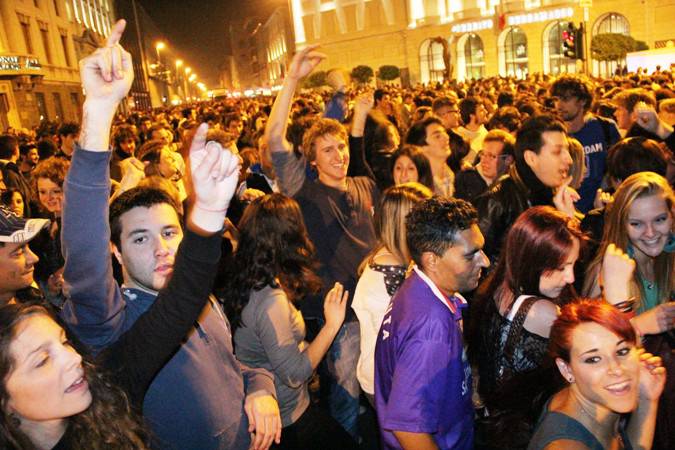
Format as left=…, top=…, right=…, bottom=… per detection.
left=35, top=92, right=48, bottom=121
left=499, top=27, right=528, bottom=78
left=60, top=30, right=71, bottom=67
left=544, top=21, right=576, bottom=75
left=592, top=13, right=630, bottom=77
left=39, top=22, right=52, bottom=65
left=53, top=93, right=64, bottom=121
left=419, top=38, right=447, bottom=85
left=464, top=34, right=485, bottom=80
left=18, top=15, right=34, bottom=55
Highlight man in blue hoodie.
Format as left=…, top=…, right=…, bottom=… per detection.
left=60, top=20, right=281, bottom=450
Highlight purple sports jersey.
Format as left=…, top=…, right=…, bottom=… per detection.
left=374, top=267, right=473, bottom=450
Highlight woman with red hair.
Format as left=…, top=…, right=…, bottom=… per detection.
left=529, top=300, right=666, bottom=449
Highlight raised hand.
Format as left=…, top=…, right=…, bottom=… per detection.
left=324, top=282, right=348, bottom=332
left=79, top=19, right=133, bottom=105
left=188, top=123, right=241, bottom=233
left=553, top=176, right=579, bottom=218
left=600, top=243, right=636, bottom=308
left=287, top=45, right=326, bottom=81
left=353, top=92, right=374, bottom=118
left=636, top=349, right=666, bottom=402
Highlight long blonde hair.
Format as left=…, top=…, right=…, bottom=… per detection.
left=358, top=183, right=432, bottom=274
left=583, top=172, right=674, bottom=309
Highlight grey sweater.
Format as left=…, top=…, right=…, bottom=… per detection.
left=234, top=285, right=314, bottom=426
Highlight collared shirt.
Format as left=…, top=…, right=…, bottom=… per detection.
left=375, top=267, right=473, bottom=450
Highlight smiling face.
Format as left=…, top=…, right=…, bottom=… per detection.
left=5, top=314, right=92, bottom=426
left=393, top=155, right=419, bottom=185
left=37, top=178, right=63, bottom=216
left=0, top=243, right=39, bottom=301
left=312, top=133, right=350, bottom=189
left=524, top=131, right=572, bottom=188
left=538, top=237, right=579, bottom=298
left=112, top=203, right=183, bottom=294
left=625, top=194, right=673, bottom=260
left=557, top=322, right=640, bottom=414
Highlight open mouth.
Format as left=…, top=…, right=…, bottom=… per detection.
left=65, top=376, right=87, bottom=393
left=605, top=380, right=632, bottom=395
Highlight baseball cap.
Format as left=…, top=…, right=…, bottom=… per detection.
left=0, top=206, right=50, bottom=244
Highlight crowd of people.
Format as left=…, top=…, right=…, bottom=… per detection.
left=0, top=18, right=674, bottom=450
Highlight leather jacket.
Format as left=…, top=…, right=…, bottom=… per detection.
left=474, top=160, right=555, bottom=264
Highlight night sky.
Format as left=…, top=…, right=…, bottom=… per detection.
left=136, top=0, right=283, bottom=87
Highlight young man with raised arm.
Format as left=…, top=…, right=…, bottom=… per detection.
left=60, top=20, right=280, bottom=450
left=264, top=45, right=378, bottom=438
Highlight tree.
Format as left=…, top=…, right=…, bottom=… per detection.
left=377, top=65, right=400, bottom=81
left=591, top=33, right=649, bottom=61
left=302, top=70, right=327, bottom=89
left=351, top=65, right=374, bottom=85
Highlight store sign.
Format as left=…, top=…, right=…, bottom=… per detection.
left=0, top=55, right=42, bottom=71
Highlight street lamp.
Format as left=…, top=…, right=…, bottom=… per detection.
left=175, top=59, right=183, bottom=69
left=189, top=74, right=197, bottom=82
left=155, top=41, right=166, bottom=63
left=185, top=67, right=192, bottom=75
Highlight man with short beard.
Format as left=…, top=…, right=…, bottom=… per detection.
left=551, top=75, right=620, bottom=213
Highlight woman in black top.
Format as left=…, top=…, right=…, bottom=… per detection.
left=467, top=206, right=585, bottom=449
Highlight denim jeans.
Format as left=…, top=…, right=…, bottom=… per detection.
left=327, top=320, right=361, bottom=438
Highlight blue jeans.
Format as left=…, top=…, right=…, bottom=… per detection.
left=325, top=320, right=361, bottom=439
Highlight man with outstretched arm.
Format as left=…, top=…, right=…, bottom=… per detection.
left=60, top=20, right=281, bottom=450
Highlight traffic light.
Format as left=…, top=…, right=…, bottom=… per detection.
left=562, top=23, right=577, bottom=59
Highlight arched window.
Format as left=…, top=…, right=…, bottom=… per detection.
left=543, top=21, right=576, bottom=75
left=464, top=34, right=485, bottom=80
left=419, top=39, right=446, bottom=85
left=592, top=13, right=630, bottom=76
left=499, top=27, right=528, bottom=78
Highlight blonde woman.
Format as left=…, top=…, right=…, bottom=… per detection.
left=583, top=172, right=675, bottom=336
left=352, top=182, right=432, bottom=403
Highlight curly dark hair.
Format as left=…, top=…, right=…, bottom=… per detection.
left=0, top=302, right=149, bottom=450
left=220, top=194, right=322, bottom=327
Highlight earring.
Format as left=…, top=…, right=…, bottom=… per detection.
left=9, top=413, right=20, bottom=427
left=567, top=377, right=574, bottom=383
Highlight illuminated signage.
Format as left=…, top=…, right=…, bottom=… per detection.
left=0, top=55, right=42, bottom=71
left=507, top=8, right=574, bottom=26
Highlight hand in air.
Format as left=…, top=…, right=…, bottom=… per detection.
left=288, top=45, right=326, bottom=81
left=79, top=19, right=133, bottom=103
left=189, top=124, right=241, bottom=233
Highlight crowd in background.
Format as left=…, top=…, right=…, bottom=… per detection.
left=0, top=18, right=675, bottom=450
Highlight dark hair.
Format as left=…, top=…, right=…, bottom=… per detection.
left=109, top=187, right=181, bottom=250
left=477, top=206, right=584, bottom=307
left=374, top=89, right=388, bottom=105
left=0, top=135, right=18, bottom=160
left=550, top=75, right=594, bottom=111
left=431, top=96, right=456, bottom=113
left=0, top=189, right=24, bottom=216
left=549, top=299, right=636, bottom=363
left=497, top=92, right=515, bottom=108
left=220, top=194, right=321, bottom=327
left=37, top=138, right=57, bottom=160
left=515, top=114, right=567, bottom=162
left=459, top=97, right=480, bottom=125
left=612, top=88, right=656, bottom=113
left=391, top=145, right=434, bottom=190
left=487, top=106, right=522, bottom=133
left=405, top=117, right=443, bottom=147
left=405, top=197, right=478, bottom=267
left=18, top=143, right=36, bottom=158
left=606, top=137, right=667, bottom=182
left=113, top=126, right=138, bottom=154
left=58, top=122, right=80, bottom=137
left=0, top=302, right=148, bottom=449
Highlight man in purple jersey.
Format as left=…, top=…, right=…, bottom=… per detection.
left=374, top=197, right=489, bottom=450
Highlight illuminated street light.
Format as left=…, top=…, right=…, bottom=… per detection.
left=155, top=41, right=166, bottom=63
left=175, top=59, right=183, bottom=68
left=188, top=74, right=197, bottom=82
left=185, top=67, right=192, bottom=74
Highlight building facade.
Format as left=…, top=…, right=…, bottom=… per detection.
left=0, top=0, right=114, bottom=131
left=288, top=0, right=675, bottom=86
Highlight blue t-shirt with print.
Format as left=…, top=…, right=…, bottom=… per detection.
left=572, top=117, right=621, bottom=213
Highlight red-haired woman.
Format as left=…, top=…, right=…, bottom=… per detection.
left=528, top=300, right=665, bottom=449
